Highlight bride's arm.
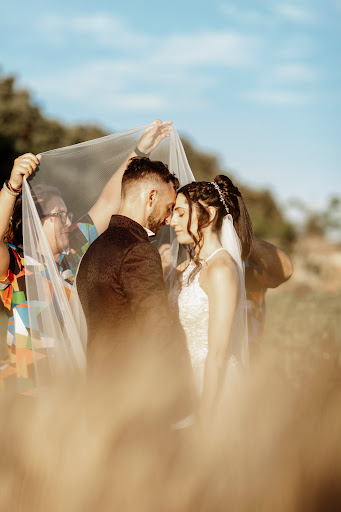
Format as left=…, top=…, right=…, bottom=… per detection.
left=199, top=260, right=239, bottom=420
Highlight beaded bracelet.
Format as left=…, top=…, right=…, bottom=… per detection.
left=8, top=180, right=22, bottom=193
left=3, top=180, right=21, bottom=196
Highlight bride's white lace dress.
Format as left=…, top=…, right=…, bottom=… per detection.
left=170, top=248, right=247, bottom=395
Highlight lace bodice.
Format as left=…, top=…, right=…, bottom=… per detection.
left=170, top=260, right=209, bottom=370
left=169, top=248, right=245, bottom=394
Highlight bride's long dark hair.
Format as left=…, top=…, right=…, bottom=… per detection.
left=177, top=175, right=253, bottom=273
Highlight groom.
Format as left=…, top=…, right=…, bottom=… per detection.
left=76, top=155, right=179, bottom=373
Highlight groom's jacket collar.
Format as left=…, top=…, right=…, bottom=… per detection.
left=109, top=215, right=149, bottom=241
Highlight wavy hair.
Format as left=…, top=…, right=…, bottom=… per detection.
left=177, top=175, right=253, bottom=272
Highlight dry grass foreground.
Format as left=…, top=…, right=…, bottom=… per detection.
left=0, top=344, right=341, bottom=512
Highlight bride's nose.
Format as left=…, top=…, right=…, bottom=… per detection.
left=170, top=214, right=177, bottom=227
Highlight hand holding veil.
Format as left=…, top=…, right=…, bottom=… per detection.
left=22, top=122, right=194, bottom=387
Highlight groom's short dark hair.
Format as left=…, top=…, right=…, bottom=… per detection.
left=121, top=157, right=179, bottom=198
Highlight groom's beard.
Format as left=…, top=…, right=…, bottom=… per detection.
left=147, top=203, right=164, bottom=234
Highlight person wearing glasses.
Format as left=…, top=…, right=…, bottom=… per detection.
left=31, top=183, right=98, bottom=284
left=0, top=154, right=41, bottom=393
left=0, top=120, right=172, bottom=394
left=0, top=155, right=102, bottom=393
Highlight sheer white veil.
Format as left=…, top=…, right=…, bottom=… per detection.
left=21, top=123, right=194, bottom=386
left=21, top=122, right=248, bottom=389
left=219, top=214, right=249, bottom=367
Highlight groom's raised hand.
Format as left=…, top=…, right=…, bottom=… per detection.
left=137, top=119, right=173, bottom=155
left=88, top=120, right=173, bottom=236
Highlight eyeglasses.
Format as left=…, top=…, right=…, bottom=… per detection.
left=41, top=211, right=73, bottom=224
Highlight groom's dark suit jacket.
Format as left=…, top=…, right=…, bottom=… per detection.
left=76, top=215, right=181, bottom=375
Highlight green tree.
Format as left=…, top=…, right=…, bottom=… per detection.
left=182, top=138, right=295, bottom=250
left=182, top=137, right=224, bottom=182
left=0, top=74, right=106, bottom=182
left=242, top=187, right=296, bottom=248
left=0, top=71, right=296, bottom=249
left=293, top=196, right=341, bottom=240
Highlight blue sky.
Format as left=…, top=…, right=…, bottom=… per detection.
left=1, top=0, right=340, bottom=215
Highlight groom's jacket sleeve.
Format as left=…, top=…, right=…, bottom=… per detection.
left=120, top=241, right=172, bottom=351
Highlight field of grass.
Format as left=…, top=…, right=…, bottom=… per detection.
left=1, top=249, right=341, bottom=511
left=260, top=285, right=341, bottom=387
left=1, top=285, right=340, bottom=512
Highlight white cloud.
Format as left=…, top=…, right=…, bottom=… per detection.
left=277, top=34, right=314, bottom=60
left=219, top=3, right=266, bottom=24
left=40, top=13, right=151, bottom=48
left=220, top=2, right=318, bottom=27
left=30, top=15, right=263, bottom=115
left=109, top=94, right=166, bottom=111
left=30, top=9, right=319, bottom=116
left=27, top=56, right=212, bottom=114
left=151, top=31, right=261, bottom=68
left=273, top=64, right=316, bottom=83
left=29, top=60, right=167, bottom=111
left=242, top=89, right=313, bottom=105
left=38, top=13, right=261, bottom=68
left=274, top=3, right=316, bottom=23
left=333, top=0, right=341, bottom=11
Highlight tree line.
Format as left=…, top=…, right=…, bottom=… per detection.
left=0, top=72, right=296, bottom=249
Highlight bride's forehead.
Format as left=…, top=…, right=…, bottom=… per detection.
left=175, top=193, right=188, bottom=208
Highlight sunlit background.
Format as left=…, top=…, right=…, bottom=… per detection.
left=1, top=3, right=341, bottom=510
left=1, top=0, right=340, bottom=215
left=1, top=0, right=341, bottom=340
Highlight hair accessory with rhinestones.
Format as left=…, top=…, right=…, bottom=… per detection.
left=211, top=182, right=229, bottom=213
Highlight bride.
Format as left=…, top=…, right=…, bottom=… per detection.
left=170, top=175, right=253, bottom=418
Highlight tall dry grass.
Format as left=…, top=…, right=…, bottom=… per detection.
left=0, top=342, right=341, bottom=512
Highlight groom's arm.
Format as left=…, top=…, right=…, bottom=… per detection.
left=88, top=120, right=172, bottom=236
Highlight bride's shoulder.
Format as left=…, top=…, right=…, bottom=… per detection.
left=206, top=252, right=239, bottom=285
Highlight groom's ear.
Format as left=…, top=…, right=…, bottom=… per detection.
left=147, top=188, right=158, bottom=207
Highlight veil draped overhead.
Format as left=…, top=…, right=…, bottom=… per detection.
left=22, top=124, right=194, bottom=386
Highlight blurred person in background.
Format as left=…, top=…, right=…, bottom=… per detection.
left=0, top=120, right=172, bottom=394
left=245, top=238, right=293, bottom=360
left=0, top=153, right=41, bottom=393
